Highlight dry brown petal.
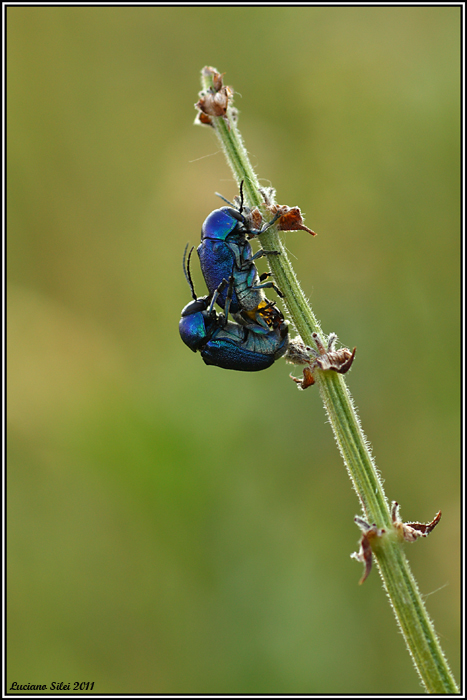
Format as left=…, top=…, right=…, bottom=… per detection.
left=289, top=333, right=356, bottom=389
left=249, top=207, right=263, bottom=230
left=354, top=531, right=373, bottom=584
left=265, top=204, right=316, bottom=236
left=316, top=346, right=357, bottom=374
left=352, top=518, right=386, bottom=584
left=195, top=67, right=234, bottom=129
left=290, top=366, right=315, bottom=390
left=201, top=66, right=224, bottom=91
left=212, top=71, right=225, bottom=92
left=195, top=112, right=213, bottom=127
left=391, top=502, right=442, bottom=543
left=195, top=86, right=231, bottom=118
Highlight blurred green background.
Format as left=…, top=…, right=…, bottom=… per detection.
left=7, top=6, right=460, bottom=694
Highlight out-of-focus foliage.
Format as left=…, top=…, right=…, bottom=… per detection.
left=7, top=6, right=459, bottom=694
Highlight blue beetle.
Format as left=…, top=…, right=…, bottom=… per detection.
left=179, top=247, right=289, bottom=371
left=197, top=182, right=283, bottom=330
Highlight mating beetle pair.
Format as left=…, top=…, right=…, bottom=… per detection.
left=179, top=246, right=289, bottom=371
left=179, top=183, right=290, bottom=372
left=179, top=184, right=356, bottom=382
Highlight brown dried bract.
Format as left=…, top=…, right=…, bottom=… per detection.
left=249, top=207, right=264, bottom=231
left=351, top=518, right=386, bottom=585
left=391, top=502, right=442, bottom=543
left=312, top=333, right=356, bottom=374
left=287, top=333, right=356, bottom=389
left=270, top=205, right=316, bottom=236
left=195, top=112, right=214, bottom=127
left=291, top=365, right=315, bottom=389
left=195, top=67, right=234, bottom=129
left=352, top=503, right=442, bottom=584
left=202, top=66, right=225, bottom=92
left=195, top=86, right=232, bottom=118
left=257, top=188, right=316, bottom=235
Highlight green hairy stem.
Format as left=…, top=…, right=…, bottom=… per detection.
left=196, top=67, right=458, bottom=694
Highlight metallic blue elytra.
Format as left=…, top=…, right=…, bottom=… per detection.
left=197, top=183, right=283, bottom=329
left=179, top=247, right=289, bottom=372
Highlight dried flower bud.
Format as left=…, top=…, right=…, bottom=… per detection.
left=391, top=502, right=442, bottom=543
left=272, top=205, right=316, bottom=236
left=288, top=333, right=356, bottom=389
left=195, top=112, right=214, bottom=127
left=195, top=67, right=234, bottom=129
left=249, top=207, right=264, bottom=231
left=351, top=518, right=386, bottom=584
left=352, top=503, right=442, bottom=584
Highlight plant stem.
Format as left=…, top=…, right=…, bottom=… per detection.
left=198, top=68, right=458, bottom=694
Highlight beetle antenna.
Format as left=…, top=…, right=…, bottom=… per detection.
left=214, top=191, right=235, bottom=207
left=238, top=180, right=244, bottom=215
left=182, top=244, right=197, bottom=300
left=215, top=180, right=245, bottom=214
